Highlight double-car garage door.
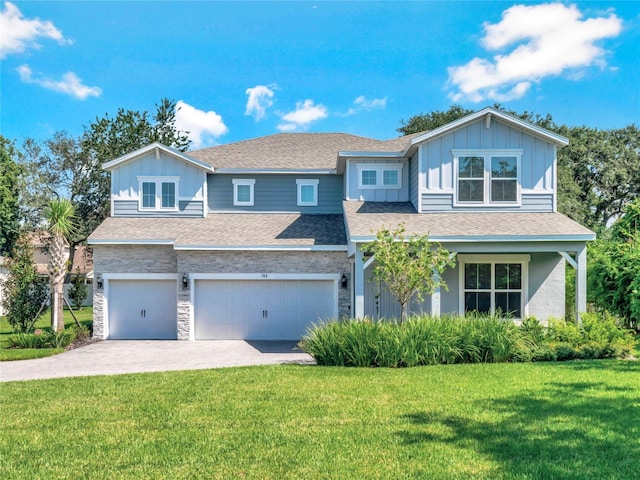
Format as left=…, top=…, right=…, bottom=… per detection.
left=194, top=279, right=335, bottom=340
left=107, top=277, right=336, bottom=340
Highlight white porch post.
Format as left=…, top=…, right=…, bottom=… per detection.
left=430, top=271, right=441, bottom=317
left=575, top=245, right=587, bottom=323
left=354, top=245, right=365, bottom=318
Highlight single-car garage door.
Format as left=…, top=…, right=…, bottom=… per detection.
left=108, top=280, right=177, bottom=339
left=194, top=279, right=336, bottom=340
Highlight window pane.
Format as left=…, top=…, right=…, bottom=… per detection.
left=459, top=179, right=484, bottom=202
left=362, top=170, right=377, bottom=186
left=383, top=170, right=398, bottom=186
left=459, top=156, right=484, bottom=178
left=161, top=182, right=175, bottom=208
left=495, top=292, right=521, bottom=317
left=465, top=292, right=491, bottom=314
left=508, top=264, right=521, bottom=289
left=495, top=264, right=522, bottom=289
left=142, top=182, right=155, bottom=208
left=237, top=184, right=251, bottom=202
left=491, top=179, right=517, bottom=202
left=495, top=264, right=508, bottom=290
left=491, top=157, right=517, bottom=178
left=300, top=184, right=315, bottom=203
left=465, top=264, right=491, bottom=289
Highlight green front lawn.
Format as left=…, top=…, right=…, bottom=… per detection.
left=0, top=307, right=93, bottom=361
left=1, top=360, right=639, bottom=479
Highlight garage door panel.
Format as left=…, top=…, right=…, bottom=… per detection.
left=109, top=280, right=177, bottom=340
left=194, top=279, right=335, bottom=340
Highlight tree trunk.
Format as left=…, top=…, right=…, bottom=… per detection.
left=48, top=233, right=69, bottom=332
left=50, top=284, right=65, bottom=332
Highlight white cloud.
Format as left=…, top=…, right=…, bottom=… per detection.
left=447, top=3, right=622, bottom=102
left=341, top=95, right=387, bottom=116
left=0, top=2, right=71, bottom=58
left=175, top=100, right=228, bottom=148
left=277, top=99, right=328, bottom=132
left=17, top=64, right=102, bottom=99
left=245, top=84, right=277, bottom=120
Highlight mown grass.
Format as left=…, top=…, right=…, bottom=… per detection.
left=1, top=360, right=639, bottom=479
left=0, top=307, right=93, bottom=361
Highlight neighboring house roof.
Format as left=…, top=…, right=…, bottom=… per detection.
left=189, top=133, right=390, bottom=171
left=103, top=142, right=214, bottom=172
left=343, top=201, right=595, bottom=242
left=89, top=214, right=347, bottom=248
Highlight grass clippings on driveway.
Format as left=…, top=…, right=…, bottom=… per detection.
left=1, top=360, right=639, bottom=479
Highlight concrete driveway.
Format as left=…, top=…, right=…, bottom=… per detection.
left=0, top=340, right=315, bottom=382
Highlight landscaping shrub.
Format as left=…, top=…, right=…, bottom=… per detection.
left=6, top=327, right=76, bottom=349
left=300, top=312, right=635, bottom=367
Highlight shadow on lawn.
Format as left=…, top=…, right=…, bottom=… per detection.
left=398, top=381, right=640, bottom=478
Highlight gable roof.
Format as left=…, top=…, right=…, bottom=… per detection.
left=102, top=142, right=214, bottom=172
left=343, top=201, right=595, bottom=242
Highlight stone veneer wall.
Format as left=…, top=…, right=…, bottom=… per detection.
left=92, top=245, right=178, bottom=339
left=92, top=245, right=349, bottom=340
left=177, top=250, right=350, bottom=340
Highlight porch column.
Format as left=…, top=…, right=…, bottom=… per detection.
left=430, top=271, right=441, bottom=317
left=354, top=245, right=365, bottom=318
left=575, top=245, right=587, bottom=322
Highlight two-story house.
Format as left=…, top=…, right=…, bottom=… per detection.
left=88, top=107, right=595, bottom=340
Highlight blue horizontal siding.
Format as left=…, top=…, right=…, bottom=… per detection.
left=421, top=192, right=554, bottom=212
left=208, top=174, right=343, bottom=213
left=113, top=200, right=204, bottom=217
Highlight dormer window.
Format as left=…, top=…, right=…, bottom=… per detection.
left=138, top=176, right=179, bottom=211
left=296, top=179, right=319, bottom=206
left=357, top=164, right=403, bottom=189
left=453, top=150, right=522, bottom=206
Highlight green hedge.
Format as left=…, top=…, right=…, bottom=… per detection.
left=299, top=312, right=635, bottom=367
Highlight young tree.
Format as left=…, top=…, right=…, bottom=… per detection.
left=68, top=268, right=88, bottom=310
left=0, top=236, right=48, bottom=332
left=361, top=225, right=456, bottom=322
left=45, top=198, right=76, bottom=332
left=0, top=135, right=23, bottom=256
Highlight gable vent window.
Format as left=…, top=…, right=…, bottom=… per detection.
left=357, top=164, right=403, bottom=189
left=232, top=179, right=255, bottom=206
left=453, top=150, right=522, bottom=206
left=296, top=179, right=319, bottom=206
left=138, top=177, right=179, bottom=211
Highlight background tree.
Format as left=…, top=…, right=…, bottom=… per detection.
left=0, top=235, right=48, bottom=332
left=68, top=268, right=88, bottom=310
left=0, top=136, right=23, bottom=256
left=397, top=105, right=474, bottom=136
left=45, top=198, right=76, bottom=332
left=361, top=225, right=455, bottom=322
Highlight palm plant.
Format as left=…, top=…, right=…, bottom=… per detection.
left=44, top=198, right=76, bottom=332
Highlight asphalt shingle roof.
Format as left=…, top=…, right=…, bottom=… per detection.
left=188, top=133, right=416, bottom=170
left=89, top=214, right=347, bottom=247
left=343, top=201, right=595, bottom=240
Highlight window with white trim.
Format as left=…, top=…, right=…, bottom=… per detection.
left=296, top=179, right=319, bottom=206
left=459, top=255, right=529, bottom=318
left=232, top=179, right=255, bottom=206
left=454, top=151, right=521, bottom=205
left=138, top=177, right=179, bottom=211
left=356, top=164, right=403, bottom=189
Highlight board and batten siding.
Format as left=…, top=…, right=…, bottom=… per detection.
left=208, top=174, right=343, bottom=213
left=419, top=118, right=556, bottom=213
left=110, top=150, right=206, bottom=213
left=409, top=153, right=419, bottom=210
left=345, top=158, right=410, bottom=202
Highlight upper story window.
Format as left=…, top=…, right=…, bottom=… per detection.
left=138, top=176, right=179, bottom=211
left=453, top=150, right=522, bottom=206
left=296, top=179, right=319, bottom=206
left=356, top=164, right=403, bottom=189
left=232, top=179, right=255, bottom=206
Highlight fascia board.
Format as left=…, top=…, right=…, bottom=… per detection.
left=173, top=245, right=348, bottom=251
left=350, top=234, right=595, bottom=243
left=214, top=168, right=337, bottom=174
left=87, top=239, right=175, bottom=245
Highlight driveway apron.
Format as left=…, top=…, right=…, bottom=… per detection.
left=0, top=340, right=314, bottom=382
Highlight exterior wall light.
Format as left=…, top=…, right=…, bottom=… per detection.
left=341, top=273, right=348, bottom=289
left=96, top=274, right=103, bottom=289
left=182, top=273, right=189, bottom=290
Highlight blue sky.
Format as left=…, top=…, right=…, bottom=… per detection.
left=1, top=1, right=638, bottom=149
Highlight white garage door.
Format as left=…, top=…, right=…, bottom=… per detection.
left=194, top=279, right=336, bottom=340
left=108, top=280, right=177, bottom=339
